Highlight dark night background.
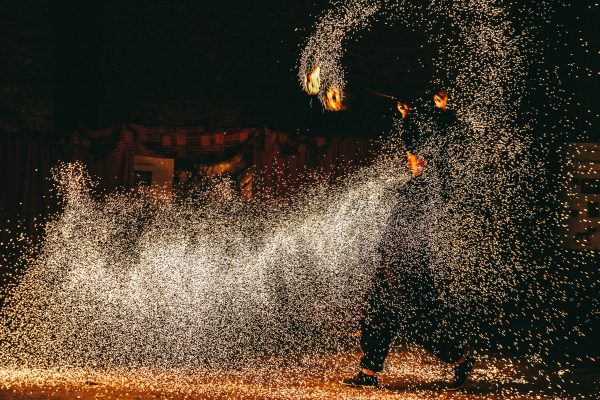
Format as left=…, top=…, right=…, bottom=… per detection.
left=0, top=1, right=596, bottom=135
left=0, top=0, right=598, bottom=361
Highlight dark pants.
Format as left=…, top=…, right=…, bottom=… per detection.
left=359, top=173, right=466, bottom=372
left=359, top=260, right=465, bottom=373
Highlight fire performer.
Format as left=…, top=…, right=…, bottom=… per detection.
left=342, top=89, right=476, bottom=391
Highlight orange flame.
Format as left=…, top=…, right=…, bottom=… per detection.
left=306, top=66, right=320, bottom=95
left=325, top=86, right=342, bottom=111
left=406, top=151, right=426, bottom=176
left=397, top=100, right=409, bottom=120
left=434, top=89, right=448, bottom=110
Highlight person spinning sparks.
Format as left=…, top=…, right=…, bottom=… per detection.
left=342, top=89, right=476, bottom=391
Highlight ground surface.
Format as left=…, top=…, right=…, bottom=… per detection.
left=0, top=350, right=598, bottom=399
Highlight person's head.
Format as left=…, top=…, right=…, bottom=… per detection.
left=396, top=100, right=409, bottom=120
left=433, top=89, right=448, bottom=110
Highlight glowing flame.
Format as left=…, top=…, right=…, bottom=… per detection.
left=305, top=66, right=320, bottom=95
left=325, top=86, right=342, bottom=111
left=434, top=89, right=448, bottom=110
left=397, top=100, right=409, bottom=120
left=406, top=151, right=426, bottom=176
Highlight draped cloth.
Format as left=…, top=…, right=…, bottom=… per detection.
left=0, top=125, right=380, bottom=234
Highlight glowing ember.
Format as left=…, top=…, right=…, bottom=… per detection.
left=397, top=100, right=409, bottom=120
left=433, top=89, right=448, bottom=110
left=325, top=86, right=342, bottom=111
left=305, top=66, right=321, bottom=95
left=406, top=151, right=426, bottom=177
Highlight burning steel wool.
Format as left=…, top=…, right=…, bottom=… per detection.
left=0, top=0, right=597, bottom=398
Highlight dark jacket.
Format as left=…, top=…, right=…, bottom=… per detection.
left=376, top=107, right=457, bottom=299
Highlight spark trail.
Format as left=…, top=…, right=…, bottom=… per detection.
left=299, top=0, right=597, bottom=358
left=0, top=152, right=409, bottom=368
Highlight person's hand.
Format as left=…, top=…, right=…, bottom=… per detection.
left=406, top=152, right=427, bottom=176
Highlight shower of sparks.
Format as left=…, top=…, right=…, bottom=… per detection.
left=0, top=0, right=598, bottom=398
left=0, top=152, right=409, bottom=368
left=0, top=352, right=592, bottom=399
left=299, top=0, right=384, bottom=105
left=295, top=0, right=597, bottom=395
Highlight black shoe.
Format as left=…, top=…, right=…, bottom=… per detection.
left=341, top=371, right=378, bottom=389
left=447, top=357, right=476, bottom=391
